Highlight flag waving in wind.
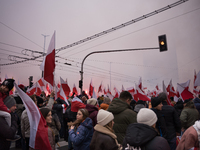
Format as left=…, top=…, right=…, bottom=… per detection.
left=40, top=32, right=55, bottom=86
left=14, top=83, right=52, bottom=149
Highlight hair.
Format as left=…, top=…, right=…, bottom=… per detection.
left=104, top=120, right=114, bottom=133
left=68, top=108, right=89, bottom=128
left=40, top=108, right=51, bottom=119
left=158, top=92, right=167, bottom=102
left=119, top=91, right=132, bottom=102
left=30, top=94, right=37, bottom=103
left=184, top=101, right=195, bottom=108
left=103, top=97, right=111, bottom=105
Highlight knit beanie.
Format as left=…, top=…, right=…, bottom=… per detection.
left=137, top=108, right=157, bottom=126
left=4, top=96, right=16, bottom=109
left=97, top=109, right=114, bottom=126
left=1, top=79, right=15, bottom=91
left=40, top=108, right=51, bottom=119
left=87, top=98, right=97, bottom=106
left=151, top=97, right=162, bottom=108
left=36, top=96, right=44, bottom=105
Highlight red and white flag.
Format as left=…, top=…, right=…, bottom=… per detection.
left=107, top=85, right=112, bottom=95
left=14, top=83, right=52, bottom=149
left=177, top=83, right=194, bottom=100
left=98, top=82, right=103, bottom=93
left=72, top=83, right=78, bottom=96
left=113, top=86, right=120, bottom=99
left=71, top=97, right=86, bottom=112
left=60, top=77, right=70, bottom=105
left=26, top=82, right=42, bottom=96
left=136, top=84, right=150, bottom=101
left=163, top=81, right=173, bottom=106
left=40, top=32, right=55, bottom=86
left=122, top=85, right=125, bottom=92
left=167, top=79, right=177, bottom=98
left=92, top=87, right=97, bottom=99
left=89, top=79, right=93, bottom=97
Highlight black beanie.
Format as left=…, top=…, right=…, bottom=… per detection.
left=151, top=97, right=162, bottom=108
left=1, top=79, right=15, bottom=91
left=40, top=108, right=51, bottom=119
left=136, top=100, right=145, bottom=105
left=36, top=96, right=44, bottom=105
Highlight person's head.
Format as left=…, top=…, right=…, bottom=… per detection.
left=137, top=108, right=157, bottom=128
left=81, top=96, right=87, bottom=103
left=36, top=96, right=44, bottom=108
left=151, top=97, right=163, bottom=110
left=0, top=79, right=15, bottom=93
left=40, top=108, right=52, bottom=124
left=103, top=97, right=111, bottom=105
left=97, top=109, right=114, bottom=128
left=158, top=92, right=167, bottom=102
left=87, top=98, right=98, bottom=106
left=18, top=84, right=25, bottom=92
left=183, top=99, right=194, bottom=108
left=76, top=108, right=89, bottom=122
left=30, top=94, right=37, bottom=105
left=4, top=96, right=17, bottom=112
left=119, top=91, right=133, bottom=105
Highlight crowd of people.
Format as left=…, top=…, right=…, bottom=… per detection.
left=0, top=78, right=200, bottom=150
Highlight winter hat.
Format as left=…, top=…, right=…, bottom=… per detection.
left=87, top=98, right=97, bottom=106
left=97, top=109, right=114, bottom=126
left=136, top=100, right=145, bottom=105
left=103, top=97, right=111, bottom=105
left=151, top=97, right=162, bottom=108
left=4, top=96, right=16, bottom=109
left=183, top=99, right=191, bottom=104
left=1, top=79, right=15, bottom=91
left=40, top=108, right=51, bottom=119
left=137, top=108, right=157, bottom=126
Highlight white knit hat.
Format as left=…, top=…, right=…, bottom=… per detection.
left=87, top=98, right=97, bottom=106
left=97, top=109, right=114, bottom=126
left=137, top=108, right=157, bottom=126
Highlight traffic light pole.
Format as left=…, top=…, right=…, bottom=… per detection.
left=79, top=47, right=159, bottom=93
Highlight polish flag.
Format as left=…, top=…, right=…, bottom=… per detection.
left=40, top=32, right=55, bottom=86
left=107, top=85, right=112, bottom=95
left=37, top=78, right=45, bottom=91
left=167, top=79, right=177, bottom=98
left=127, top=87, right=135, bottom=95
left=71, top=97, right=85, bottom=112
left=193, top=70, right=199, bottom=95
left=177, top=83, right=194, bottom=100
left=89, top=79, right=93, bottom=97
left=163, top=81, right=173, bottom=106
left=14, top=83, right=52, bottom=149
left=60, top=77, right=70, bottom=105
left=98, top=82, right=103, bottom=93
left=26, top=82, right=42, bottom=96
left=136, top=84, right=150, bottom=101
left=46, top=83, right=51, bottom=95
left=104, top=88, right=107, bottom=95
left=72, top=83, right=78, bottom=96
left=57, top=83, right=61, bottom=89
left=194, top=70, right=200, bottom=87
left=113, top=86, right=120, bottom=99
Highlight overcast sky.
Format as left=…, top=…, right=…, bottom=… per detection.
left=0, top=0, right=200, bottom=93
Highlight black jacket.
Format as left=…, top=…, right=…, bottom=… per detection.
left=0, top=113, right=18, bottom=150
left=122, top=123, right=170, bottom=150
left=151, top=108, right=168, bottom=140
left=161, top=101, right=181, bottom=141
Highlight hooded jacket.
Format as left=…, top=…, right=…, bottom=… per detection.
left=194, top=97, right=200, bottom=115
left=107, top=98, right=137, bottom=144
left=122, top=123, right=170, bottom=150
left=69, top=117, right=93, bottom=150
left=85, top=104, right=98, bottom=127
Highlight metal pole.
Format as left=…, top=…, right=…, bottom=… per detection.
left=80, top=47, right=159, bottom=93
left=41, top=34, right=49, bottom=77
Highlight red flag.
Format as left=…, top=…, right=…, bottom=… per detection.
left=136, top=84, right=150, bottom=101
left=113, top=86, right=120, bottom=99
left=40, top=32, right=55, bottom=86
left=104, top=89, right=107, bottom=95
left=89, top=79, right=93, bottom=96
left=163, top=81, right=173, bottom=106
left=14, top=83, right=52, bottom=149
left=60, top=77, right=70, bottom=105
left=98, top=82, right=102, bottom=93
left=177, top=83, right=194, bottom=100
left=167, top=79, right=177, bottom=98
left=71, top=97, right=85, bottom=112
left=72, top=83, right=78, bottom=96
left=38, top=78, right=45, bottom=87
left=107, top=85, right=112, bottom=95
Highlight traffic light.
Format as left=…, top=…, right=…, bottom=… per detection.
left=79, top=80, right=83, bottom=88
left=158, top=34, right=168, bottom=52
left=29, top=76, right=33, bottom=88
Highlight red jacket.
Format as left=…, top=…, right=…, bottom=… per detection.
left=0, top=92, right=11, bottom=113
